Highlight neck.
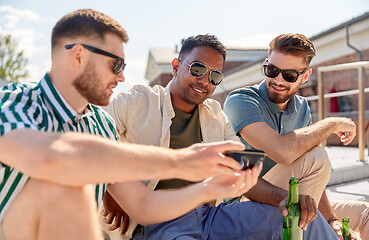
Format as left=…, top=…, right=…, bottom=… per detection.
left=48, top=70, right=88, bottom=114
left=168, top=81, right=196, bottom=114
left=170, top=95, right=196, bottom=114
left=277, top=101, right=289, bottom=111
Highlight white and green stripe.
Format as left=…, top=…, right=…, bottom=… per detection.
left=0, top=73, right=118, bottom=221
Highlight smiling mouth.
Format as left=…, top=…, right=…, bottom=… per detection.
left=191, top=86, right=207, bottom=94
left=272, top=86, right=286, bottom=91
left=270, top=83, right=288, bottom=92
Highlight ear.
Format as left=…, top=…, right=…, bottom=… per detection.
left=172, top=58, right=180, bottom=77
left=301, top=68, right=312, bottom=84
left=69, top=44, right=87, bottom=71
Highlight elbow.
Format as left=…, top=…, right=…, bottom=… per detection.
left=30, top=151, right=62, bottom=181
left=129, top=210, right=154, bottom=226
left=29, top=145, right=70, bottom=183
left=137, top=219, right=152, bottom=226
left=266, top=148, right=295, bottom=165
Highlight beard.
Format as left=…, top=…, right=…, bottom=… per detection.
left=72, top=62, right=111, bottom=106
left=266, top=81, right=298, bottom=104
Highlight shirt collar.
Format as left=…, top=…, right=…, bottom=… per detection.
left=39, top=73, right=93, bottom=125
left=259, top=80, right=297, bottom=115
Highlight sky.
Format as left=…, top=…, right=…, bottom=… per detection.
left=0, top=0, right=368, bottom=94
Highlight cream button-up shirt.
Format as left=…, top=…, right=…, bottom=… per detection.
left=104, top=82, right=240, bottom=239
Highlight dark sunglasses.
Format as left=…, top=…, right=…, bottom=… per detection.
left=64, top=44, right=126, bottom=75
left=178, top=58, right=223, bottom=86
left=263, top=64, right=307, bottom=83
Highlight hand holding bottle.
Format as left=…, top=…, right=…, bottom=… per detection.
left=279, top=193, right=317, bottom=231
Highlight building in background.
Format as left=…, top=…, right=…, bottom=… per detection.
left=145, top=32, right=276, bottom=88
left=145, top=12, right=369, bottom=146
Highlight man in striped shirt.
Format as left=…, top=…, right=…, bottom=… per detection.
left=0, top=9, right=247, bottom=240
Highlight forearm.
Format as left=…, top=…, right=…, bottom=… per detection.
left=243, top=177, right=287, bottom=206
left=318, top=190, right=336, bottom=221
left=110, top=182, right=211, bottom=226
left=0, top=129, right=178, bottom=186
left=270, top=117, right=349, bottom=164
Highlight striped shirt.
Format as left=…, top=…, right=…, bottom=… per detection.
left=0, top=73, right=118, bottom=221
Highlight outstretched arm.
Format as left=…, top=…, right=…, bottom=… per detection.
left=239, top=117, right=356, bottom=164
left=107, top=165, right=262, bottom=226
left=0, top=129, right=245, bottom=186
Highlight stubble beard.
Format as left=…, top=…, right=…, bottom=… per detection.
left=73, top=62, right=111, bottom=106
left=266, top=81, right=296, bottom=104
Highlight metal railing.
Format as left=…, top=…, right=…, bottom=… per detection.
left=312, top=61, right=369, bottom=162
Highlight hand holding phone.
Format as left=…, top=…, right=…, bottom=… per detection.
left=224, top=149, right=266, bottom=170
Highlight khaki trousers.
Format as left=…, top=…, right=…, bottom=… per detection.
left=262, top=146, right=331, bottom=205
left=262, top=146, right=368, bottom=239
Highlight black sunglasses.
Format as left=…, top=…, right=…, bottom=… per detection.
left=178, top=58, right=223, bottom=86
left=64, top=44, right=126, bottom=75
left=263, top=64, right=307, bottom=83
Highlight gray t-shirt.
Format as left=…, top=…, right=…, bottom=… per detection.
left=155, top=104, right=202, bottom=190
left=224, top=80, right=312, bottom=176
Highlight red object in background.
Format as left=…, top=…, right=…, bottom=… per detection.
left=329, top=86, right=339, bottom=112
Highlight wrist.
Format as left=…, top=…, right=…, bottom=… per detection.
left=327, top=216, right=340, bottom=226
left=197, top=181, right=215, bottom=203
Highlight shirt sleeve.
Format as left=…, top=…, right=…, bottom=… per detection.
left=222, top=110, right=241, bottom=142
left=0, top=84, right=40, bottom=137
left=224, top=89, right=265, bottom=135
left=103, top=93, right=129, bottom=141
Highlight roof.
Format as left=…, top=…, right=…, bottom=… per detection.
left=149, top=48, right=178, bottom=64
left=310, top=11, right=369, bottom=40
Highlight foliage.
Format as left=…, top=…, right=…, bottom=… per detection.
left=0, top=34, right=28, bottom=83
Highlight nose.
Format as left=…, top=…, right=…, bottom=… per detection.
left=197, top=73, right=210, bottom=87
left=116, top=71, right=125, bottom=83
left=274, top=72, right=285, bottom=84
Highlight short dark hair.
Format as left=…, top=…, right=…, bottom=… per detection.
left=179, top=34, right=226, bottom=61
left=51, top=9, right=128, bottom=50
left=269, top=33, right=316, bottom=65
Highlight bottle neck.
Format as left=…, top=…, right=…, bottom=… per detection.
left=342, top=218, right=350, bottom=236
left=288, top=182, right=299, bottom=204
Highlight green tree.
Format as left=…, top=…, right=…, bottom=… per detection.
left=0, top=34, right=28, bottom=83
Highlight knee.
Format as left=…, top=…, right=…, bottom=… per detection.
left=306, top=146, right=331, bottom=176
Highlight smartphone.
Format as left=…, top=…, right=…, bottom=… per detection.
left=224, top=149, right=266, bottom=170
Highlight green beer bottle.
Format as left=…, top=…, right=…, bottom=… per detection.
left=342, top=218, right=351, bottom=240
left=283, top=177, right=302, bottom=240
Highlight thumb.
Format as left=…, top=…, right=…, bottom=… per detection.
left=279, top=198, right=288, bottom=216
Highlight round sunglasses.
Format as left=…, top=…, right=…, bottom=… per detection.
left=65, top=44, right=126, bottom=75
left=178, top=58, right=223, bottom=86
left=263, top=64, right=307, bottom=83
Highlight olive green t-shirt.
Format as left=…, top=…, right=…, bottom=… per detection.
left=155, top=104, right=202, bottom=190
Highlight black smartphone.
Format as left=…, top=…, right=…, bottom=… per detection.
left=224, top=149, right=266, bottom=170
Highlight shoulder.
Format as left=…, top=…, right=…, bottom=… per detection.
left=228, top=85, right=261, bottom=99
left=1, top=81, right=39, bottom=96
left=294, top=95, right=310, bottom=111
left=202, top=98, right=223, bottom=114
left=224, top=85, right=264, bottom=113
left=0, top=81, right=41, bottom=107
left=111, top=84, right=166, bottom=105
